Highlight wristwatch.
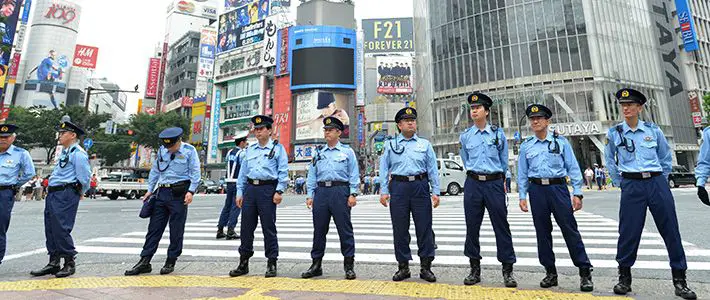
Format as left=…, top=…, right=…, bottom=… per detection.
left=350, top=193, right=358, bottom=197
left=275, top=190, right=283, bottom=195
left=574, top=195, right=584, bottom=200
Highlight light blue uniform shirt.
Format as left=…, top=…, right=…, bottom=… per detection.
left=147, top=142, right=201, bottom=193
left=236, top=140, right=289, bottom=197
left=0, top=144, right=35, bottom=186
left=517, top=131, right=583, bottom=200
left=604, top=120, right=671, bottom=187
left=378, top=134, right=440, bottom=195
left=49, top=142, right=91, bottom=194
left=459, top=124, right=508, bottom=174
left=695, top=127, right=710, bottom=186
left=306, top=142, right=360, bottom=198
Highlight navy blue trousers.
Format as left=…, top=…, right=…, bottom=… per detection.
left=217, top=183, right=240, bottom=229
left=239, top=183, right=278, bottom=258
left=0, top=189, right=14, bottom=262
left=140, top=187, right=188, bottom=258
left=463, top=177, right=516, bottom=263
left=44, top=188, right=80, bottom=257
left=389, top=179, right=435, bottom=262
left=528, top=183, right=591, bottom=268
left=617, top=176, right=687, bottom=270
left=311, top=185, right=354, bottom=258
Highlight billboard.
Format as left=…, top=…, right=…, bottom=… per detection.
left=0, top=0, right=22, bottom=100
left=689, top=90, right=702, bottom=127
left=376, top=56, right=413, bottom=94
left=289, top=25, right=356, bottom=90
left=190, top=96, right=207, bottom=143
left=25, top=49, right=70, bottom=109
left=214, top=46, right=261, bottom=82
left=675, top=0, right=699, bottom=51
left=356, top=34, right=364, bottom=106
left=7, top=53, right=19, bottom=83
left=168, top=0, right=218, bottom=20
left=198, top=27, right=217, bottom=80
left=273, top=76, right=292, bottom=156
left=145, top=58, right=160, bottom=98
left=295, top=90, right=351, bottom=140
left=218, top=17, right=265, bottom=54
left=361, top=18, right=414, bottom=55
left=275, top=26, right=289, bottom=76
left=72, top=44, right=99, bottom=69
left=259, top=15, right=278, bottom=68
left=225, top=0, right=270, bottom=14
left=37, top=1, right=80, bottom=32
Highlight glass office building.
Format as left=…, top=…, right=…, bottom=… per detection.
left=414, top=0, right=699, bottom=169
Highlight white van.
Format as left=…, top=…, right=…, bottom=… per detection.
left=437, top=159, right=466, bottom=195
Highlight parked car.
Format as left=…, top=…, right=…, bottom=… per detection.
left=437, top=158, right=466, bottom=195
left=97, top=168, right=150, bottom=200
left=198, top=179, right=222, bottom=194
left=668, top=165, right=695, bottom=188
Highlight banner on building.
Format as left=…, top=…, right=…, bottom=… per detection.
left=7, top=53, right=20, bottom=84
left=72, top=44, right=99, bottom=69
left=273, top=76, right=292, bottom=156
left=356, top=34, right=364, bottom=106
left=211, top=90, right=222, bottom=158
left=168, top=0, right=217, bottom=20
left=215, top=46, right=261, bottom=81
left=361, top=18, right=413, bottom=55
left=259, top=15, right=278, bottom=68
left=675, top=0, right=699, bottom=51
left=275, top=26, right=289, bottom=76
left=376, top=56, right=413, bottom=94
left=190, top=96, right=207, bottom=143
left=0, top=0, right=22, bottom=101
left=21, top=0, right=30, bottom=24
left=295, top=90, right=351, bottom=140
left=293, top=144, right=323, bottom=162
left=13, top=24, right=25, bottom=53
left=224, top=0, right=269, bottom=18
left=145, top=57, right=160, bottom=98
left=25, top=48, right=70, bottom=109
left=198, top=27, right=217, bottom=78
left=689, top=90, right=702, bottom=127
left=218, top=17, right=265, bottom=54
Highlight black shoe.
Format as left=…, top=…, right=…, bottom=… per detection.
left=463, top=258, right=481, bottom=285
left=419, top=257, right=436, bottom=282
left=55, top=256, right=76, bottom=278
left=301, top=258, right=323, bottom=278
left=216, top=228, right=226, bottom=239
left=392, top=261, right=411, bottom=281
left=579, top=267, right=594, bottom=292
left=30, top=255, right=61, bottom=276
left=502, top=263, right=517, bottom=288
left=160, top=257, right=177, bottom=275
left=344, top=256, right=356, bottom=280
left=265, top=258, right=277, bottom=278
left=613, top=267, right=632, bottom=295
left=540, top=266, right=558, bottom=288
left=672, top=269, right=697, bottom=299
left=229, top=256, right=250, bottom=277
left=124, top=256, right=152, bottom=276
left=226, top=228, right=239, bottom=240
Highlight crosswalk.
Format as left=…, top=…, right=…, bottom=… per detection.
left=78, top=202, right=710, bottom=270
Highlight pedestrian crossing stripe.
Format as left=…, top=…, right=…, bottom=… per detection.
left=78, top=209, right=710, bottom=270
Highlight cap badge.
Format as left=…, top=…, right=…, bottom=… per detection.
left=325, top=118, right=332, bottom=124
left=61, top=123, right=66, bottom=128
left=622, top=90, right=630, bottom=98
left=163, top=139, right=171, bottom=144
left=1, top=126, right=8, bottom=132
left=255, top=117, right=262, bottom=124
left=531, top=106, right=539, bottom=113
left=405, top=108, right=412, bottom=115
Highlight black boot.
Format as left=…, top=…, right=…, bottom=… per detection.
left=229, top=255, right=250, bottom=277
left=502, top=263, right=517, bottom=288
left=463, top=258, right=480, bottom=285
left=301, top=258, right=323, bottom=278
left=540, top=266, right=558, bottom=288
left=344, top=256, right=356, bottom=280
left=55, top=256, right=76, bottom=278
left=392, top=261, right=411, bottom=281
left=226, top=228, right=239, bottom=240
left=672, top=269, right=697, bottom=299
left=30, top=255, right=60, bottom=276
left=124, top=256, right=152, bottom=276
left=613, top=267, right=632, bottom=295
left=160, top=257, right=177, bottom=275
left=265, top=258, right=277, bottom=278
left=579, top=267, right=594, bottom=292
left=419, top=257, right=436, bottom=282
left=216, top=227, right=226, bottom=239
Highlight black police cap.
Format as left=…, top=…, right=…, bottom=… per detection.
left=0, top=124, right=17, bottom=137
left=616, top=88, right=647, bottom=105
left=234, top=132, right=248, bottom=144
left=395, top=107, right=417, bottom=123
left=525, top=104, right=552, bottom=119
left=467, top=92, right=493, bottom=108
left=159, top=127, right=183, bottom=147
left=56, top=121, right=86, bottom=136
left=251, top=115, right=273, bottom=129
left=323, top=116, right=344, bottom=131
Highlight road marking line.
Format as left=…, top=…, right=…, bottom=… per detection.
left=3, top=248, right=46, bottom=261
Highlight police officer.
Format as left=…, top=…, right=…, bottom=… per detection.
left=31, top=119, right=90, bottom=278
left=216, top=132, right=248, bottom=240
left=379, top=107, right=440, bottom=282
left=697, top=129, right=710, bottom=207
left=229, top=115, right=288, bottom=278
left=301, top=116, right=359, bottom=280
left=605, top=89, right=696, bottom=299
left=124, top=127, right=201, bottom=276
left=459, top=93, right=516, bottom=287
left=0, top=124, right=35, bottom=265
left=517, top=104, right=593, bottom=292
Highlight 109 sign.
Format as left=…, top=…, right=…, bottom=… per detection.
left=45, top=3, right=77, bottom=25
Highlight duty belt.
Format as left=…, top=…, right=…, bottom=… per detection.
left=158, top=180, right=190, bottom=189
left=317, top=181, right=348, bottom=187
left=467, top=171, right=504, bottom=182
left=48, top=182, right=81, bottom=193
left=0, top=185, right=14, bottom=191
left=529, top=177, right=566, bottom=186
left=622, top=172, right=662, bottom=180
left=391, top=173, right=428, bottom=182
left=247, top=178, right=278, bottom=186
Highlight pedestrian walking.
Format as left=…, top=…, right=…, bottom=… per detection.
left=363, top=174, right=370, bottom=195
left=31, top=119, right=90, bottom=278
left=124, top=127, right=201, bottom=276
left=517, top=104, right=593, bottom=292
left=229, top=115, right=288, bottom=278
left=458, top=93, right=516, bottom=287
left=0, top=124, right=35, bottom=265
left=216, top=133, right=248, bottom=240
left=584, top=167, right=594, bottom=190
left=594, top=164, right=603, bottom=190
left=301, top=116, right=359, bottom=280
left=605, top=88, right=695, bottom=299
left=505, top=170, right=512, bottom=193
left=379, top=107, right=440, bottom=283
left=88, top=174, right=98, bottom=199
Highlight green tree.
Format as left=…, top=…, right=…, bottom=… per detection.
left=89, top=130, right=133, bottom=167
left=703, top=93, right=710, bottom=119
left=129, top=112, right=191, bottom=151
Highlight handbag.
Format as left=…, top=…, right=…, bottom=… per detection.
left=139, top=194, right=157, bottom=219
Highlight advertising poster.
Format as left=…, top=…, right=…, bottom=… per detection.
left=214, top=47, right=261, bottom=81
left=211, top=89, right=222, bottom=159
left=25, top=49, right=70, bottom=109
left=218, top=0, right=268, bottom=54
left=0, top=0, right=22, bottom=99
left=224, top=0, right=269, bottom=17
left=361, top=18, right=414, bottom=55
left=169, top=0, right=217, bottom=20
left=260, top=15, right=278, bottom=68
left=676, top=0, right=699, bottom=51
left=190, top=96, right=207, bottom=143
left=145, top=58, right=160, bottom=98
left=7, top=53, right=19, bottom=84
left=218, top=19, right=265, bottom=54
left=376, top=56, right=413, bottom=94
left=72, top=44, right=99, bottom=69
left=295, top=90, right=351, bottom=140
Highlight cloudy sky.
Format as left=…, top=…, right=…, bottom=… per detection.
left=72, top=0, right=414, bottom=115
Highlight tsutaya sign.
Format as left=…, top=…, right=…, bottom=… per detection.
left=549, top=122, right=603, bottom=136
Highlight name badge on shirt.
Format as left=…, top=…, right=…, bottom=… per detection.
left=176, top=154, right=186, bottom=160
left=2, top=159, right=12, bottom=167
left=644, top=136, right=653, bottom=142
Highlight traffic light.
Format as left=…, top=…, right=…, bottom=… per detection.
left=115, top=128, right=135, bottom=136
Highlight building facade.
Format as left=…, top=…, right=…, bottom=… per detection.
left=414, top=0, right=699, bottom=170
left=162, top=31, right=200, bottom=119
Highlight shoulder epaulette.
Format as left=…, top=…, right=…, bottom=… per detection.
left=13, top=146, right=25, bottom=152
left=522, top=136, right=534, bottom=144
left=645, top=121, right=657, bottom=129
left=462, top=127, right=472, bottom=134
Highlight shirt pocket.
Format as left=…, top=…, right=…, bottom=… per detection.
left=639, top=140, right=658, bottom=160
left=410, top=146, right=428, bottom=162
left=485, top=140, right=500, bottom=158
left=525, top=150, right=543, bottom=171
left=546, top=152, right=564, bottom=168
left=465, top=143, right=481, bottom=160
